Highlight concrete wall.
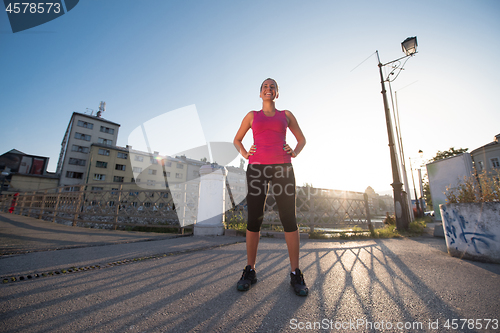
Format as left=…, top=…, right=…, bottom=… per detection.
left=9, top=174, right=59, bottom=192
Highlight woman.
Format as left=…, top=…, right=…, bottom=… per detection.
left=233, top=78, right=308, bottom=296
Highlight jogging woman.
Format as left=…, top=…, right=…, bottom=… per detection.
left=233, top=78, right=308, bottom=296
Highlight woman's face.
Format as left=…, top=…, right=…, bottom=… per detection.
left=260, top=79, right=279, bottom=101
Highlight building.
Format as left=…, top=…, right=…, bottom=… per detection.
left=0, top=149, right=58, bottom=193
left=470, top=133, right=500, bottom=176
left=226, top=165, right=247, bottom=207
left=57, top=107, right=120, bottom=187
left=364, top=186, right=394, bottom=216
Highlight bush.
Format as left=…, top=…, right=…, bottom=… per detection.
left=445, top=169, right=500, bottom=203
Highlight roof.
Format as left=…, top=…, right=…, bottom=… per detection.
left=91, top=143, right=130, bottom=152
left=7, top=149, right=25, bottom=155
left=72, top=112, right=121, bottom=127
left=470, top=134, right=500, bottom=155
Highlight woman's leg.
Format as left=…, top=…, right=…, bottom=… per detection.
left=284, top=229, right=300, bottom=271
left=245, top=164, right=269, bottom=268
left=246, top=230, right=260, bottom=269
left=272, top=164, right=299, bottom=271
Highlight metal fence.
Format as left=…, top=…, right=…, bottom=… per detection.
left=0, top=182, right=198, bottom=232
left=226, top=186, right=374, bottom=232
left=0, top=183, right=374, bottom=233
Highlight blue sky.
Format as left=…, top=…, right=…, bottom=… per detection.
left=1, top=0, right=499, bottom=195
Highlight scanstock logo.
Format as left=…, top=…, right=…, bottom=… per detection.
left=3, top=0, right=79, bottom=33
left=127, top=105, right=242, bottom=226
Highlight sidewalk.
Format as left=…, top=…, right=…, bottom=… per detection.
left=1, top=213, right=499, bottom=333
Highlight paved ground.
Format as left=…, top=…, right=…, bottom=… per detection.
left=0, top=213, right=499, bottom=333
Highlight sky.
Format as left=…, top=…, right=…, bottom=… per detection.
left=1, top=0, right=499, bottom=196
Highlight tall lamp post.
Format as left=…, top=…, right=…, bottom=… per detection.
left=409, top=157, right=421, bottom=217
left=376, top=36, right=418, bottom=230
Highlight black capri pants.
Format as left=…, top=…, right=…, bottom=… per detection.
left=246, top=163, right=297, bottom=232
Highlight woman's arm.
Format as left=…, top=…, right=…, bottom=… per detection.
left=284, top=110, right=306, bottom=157
left=233, top=111, right=256, bottom=159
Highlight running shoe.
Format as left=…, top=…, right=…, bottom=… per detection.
left=237, top=265, right=257, bottom=291
left=290, top=268, right=308, bottom=296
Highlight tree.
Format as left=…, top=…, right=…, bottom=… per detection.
left=423, top=147, right=468, bottom=210
left=429, top=147, right=468, bottom=162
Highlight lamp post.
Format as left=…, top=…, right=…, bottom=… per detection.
left=376, top=36, right=418, bottom=230
left=409, top=157, right=421, bottom=217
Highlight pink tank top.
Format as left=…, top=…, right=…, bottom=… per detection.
left=249, top=110, right=291, bottom=165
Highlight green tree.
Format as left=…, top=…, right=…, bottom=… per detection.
left=423, top=147, right=468, bottom=210
left=429, top=147, right=468, bottom=162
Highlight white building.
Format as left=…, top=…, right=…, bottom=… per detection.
left=470, top=133, right=500, bottom=176
left=56, top=108, right=120, bottom=187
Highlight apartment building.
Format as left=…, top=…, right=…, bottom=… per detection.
left=470, top=133, right=500, bottom=176
left=57, top=110, right=120, bottom=187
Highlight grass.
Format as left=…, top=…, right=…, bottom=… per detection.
left=122, top=226, right=192, bottom=234
left=306, top=216, right=431, bottom=240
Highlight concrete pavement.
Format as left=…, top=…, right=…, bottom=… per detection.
left=1, top=213, right=499, bottom=333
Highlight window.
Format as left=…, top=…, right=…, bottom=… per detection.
left=148, top=169, right=157, bottom=175
left=165, top=161, right=172, bottom=167
left=117, top=152, right=128, bottom=159
left=176, top=163, right=184, bottom=169
left=77, top=120, right=93, bottom=129
left=133, top=167, right=143, bottom=173
left=69, top=158, right=86, bottom=166
left=176, top=173, right=182, bottom=179
left=72, top=145, right=89, bottom=153
left=66, top=171, right=83, bottom=179
left=109, top=201, right=115, bottom=206
left=129, top=191, right=139, bottom=196
left=114, top=176, right=124, bottom=182
left=134, top=155, right=144, bottom=162
left=491, top=157, right=500, bottom=168
left=93, top=174, right=105, bottom=181
left=165, top=172, right=171, bottom=177
left=150, top=157, right=158, bottom=164
left=91, top=187, right=103, bottom=191
left=98, top=138, right=113, bottom=146
left=144, top=202, right=152, bottom=208
left=96, top=161, right=108, bottom=168
left=162, top=192, right=169, bottom=198
left=115, top=164, right=126, bottom=171
left=100, top=126, right=114, bottom=134
left=98, top=149, right=110, bottom=156
left=75, top=132, right=91, bottom=141
left=131, top=178, right=135, bottom=182
left=147, top=180, right=155, bottom=186
left=477, top=160, right=484, bottom=172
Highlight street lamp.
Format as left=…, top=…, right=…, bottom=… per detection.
left=376, top=36, right=418, bottom=230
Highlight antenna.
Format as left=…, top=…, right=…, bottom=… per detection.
left=97, top=101, right=106, bottom=117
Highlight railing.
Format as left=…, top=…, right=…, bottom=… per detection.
left=1, top=183, right=374, bottom=233
left=226, top=186, right=374, bottom=233
left=0, top=182, right=199, bottom=232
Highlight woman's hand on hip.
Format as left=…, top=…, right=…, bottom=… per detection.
left=243, top=145, right=257, bottom=159
left=283, top=144, right=296, bottom=157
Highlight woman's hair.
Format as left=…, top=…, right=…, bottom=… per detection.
left=260, top=78, right=278, bottom=93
